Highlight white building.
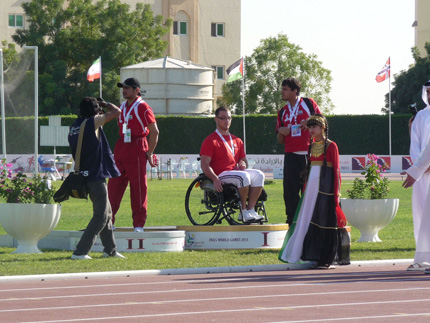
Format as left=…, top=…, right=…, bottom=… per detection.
left=413, top=0, right=430, bottom=57
left=0, top=0, right=241, bottom=111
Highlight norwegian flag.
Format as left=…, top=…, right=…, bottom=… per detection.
left=376, top=58, right=390, bottom=83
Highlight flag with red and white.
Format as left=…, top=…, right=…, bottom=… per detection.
left=376, top=58, right=390, bottom=83
left=87, top=57, right=101, bottom=82
left=226, top=58, right=243, bottom=83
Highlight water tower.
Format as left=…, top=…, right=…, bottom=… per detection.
left=120, top=57, right=214, bottom=115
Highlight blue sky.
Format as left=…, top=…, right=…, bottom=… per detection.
left=241, top=0, right=415, bottom=115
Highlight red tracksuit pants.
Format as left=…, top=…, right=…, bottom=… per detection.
left=108, top=137, right=148, bottom=228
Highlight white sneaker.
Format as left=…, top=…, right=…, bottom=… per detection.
left=71, top=254, right=92, bottom=260
left=103, top=252, right=125, bottom=258
left=248, top=209, right=264, bottom=221
left=134, top=227, right=144, bottom=232
left=241, top=209, right=254, bottom=222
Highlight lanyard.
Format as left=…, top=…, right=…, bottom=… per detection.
left=216, top=129, right=235, bottom=157
left=121, top=97, right=143, bottom=125
left=286, top=96, right=301, bottom=124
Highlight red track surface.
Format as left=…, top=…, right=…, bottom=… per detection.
left=1, top=263, right=430, bottom=323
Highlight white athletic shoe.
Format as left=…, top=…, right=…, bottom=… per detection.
left=134, top=227, right=144, bottom=232
left=71, top=254, right=92, bottom=260
left=241, top=209, right=254, bottom=222
left=248, top=209, right=264, bottom=221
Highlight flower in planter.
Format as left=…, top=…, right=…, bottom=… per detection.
left=0, top=159, right=55, bottom=204
left=347, top=154, right=390, bottom=199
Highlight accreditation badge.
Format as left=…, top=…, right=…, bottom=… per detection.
left=124, top=128, right=131, bottom=143
left=291, top=124, right=301, bottom=137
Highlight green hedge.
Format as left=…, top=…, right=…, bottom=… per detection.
left=326, top=114, right=410, bottom=155
left=0, top=114, right=412, bottom=155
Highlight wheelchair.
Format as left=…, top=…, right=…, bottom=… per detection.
left=185, top=173, right=268, bottom=225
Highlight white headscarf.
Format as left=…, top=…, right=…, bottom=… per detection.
left=422, top=80, right=430, bottom=107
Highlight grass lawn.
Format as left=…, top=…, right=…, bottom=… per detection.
left=0, top=177, right=415, bottom=276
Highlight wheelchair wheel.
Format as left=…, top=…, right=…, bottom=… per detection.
left=254, top=200, right=268, bottom=223
left=254, top=188, right=268, bottom=223
left=185, top=176, right=223, bottom=225
left=221, top=185, right=269, bottom=225
left=220, top=184, right=243, bottom=225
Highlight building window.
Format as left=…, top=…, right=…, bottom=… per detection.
left=211, top=23, right=225, bottom=37
left=212, top=66, right=224, bottom=80
left=173, top=21, right=187, bottom=35
left=9, top=14, right=24, bottom=28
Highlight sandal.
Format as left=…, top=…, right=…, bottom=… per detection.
left=407, top=263, right=427, bottom=271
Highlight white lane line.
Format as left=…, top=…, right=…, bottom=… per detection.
left=270, top=312, right=430, bottom=322
left=18, top=300, right=430, bottom=322
left=0, top=281, right=183, bottom=293
left=0, top=270, right=415, bottom=293
left=2, top=282, right=430, bottom=302
left=2, top=287, right=430, bottom=312
left=0, top=282, right=318, bottom=302
left=0, top=274, right=422, bottom=301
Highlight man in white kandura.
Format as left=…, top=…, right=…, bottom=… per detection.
left=405, top=81, right=430, bottom=271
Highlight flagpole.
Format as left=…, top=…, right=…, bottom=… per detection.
left=388, top=57, right=392, bottom=156
left=99, top=56, right=102, bottom=98
left=0, top=49, right=6, bottom=159
left=241, top=57, right=246, bottom=154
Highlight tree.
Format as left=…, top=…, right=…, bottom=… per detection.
left=387, top=43, right=430, bottom=114
left=0, top=41, right=33, bottom=117
left=1, top=41, right=19, bottom=71
left=10, top=0, right=172, bottom=115
left=217, top=33, right=334, bottom=115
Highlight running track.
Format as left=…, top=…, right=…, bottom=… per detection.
left=0, top=261, right=430, bottom=323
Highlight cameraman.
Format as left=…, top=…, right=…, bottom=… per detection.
left=69, top=97, right=124, bottom=260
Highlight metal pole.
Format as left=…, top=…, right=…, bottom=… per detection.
left=164, top=56, right=168, bottom=114
left=389, top=62, right=392, bottom=156
left=0, top=49, right=6, bottom=159
left=34, top=47, right=38, bottom=174
left=241, top=58, right=246, bottom=154
left=24, top=46, right=38, bottom=173
left=99, top=56, right=102, bottom=98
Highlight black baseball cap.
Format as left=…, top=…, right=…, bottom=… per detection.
left=117, top=77, right=141, bottom=89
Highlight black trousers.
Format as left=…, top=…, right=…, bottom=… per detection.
left=283, top=153, right=307, bottom=225
left=74, top=179, right=117, bottom=256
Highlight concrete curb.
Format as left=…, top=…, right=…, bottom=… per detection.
left=0, top=259, right=414, bottom=282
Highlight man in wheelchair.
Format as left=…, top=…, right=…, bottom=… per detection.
left=200, top=106, right=265, bottom=223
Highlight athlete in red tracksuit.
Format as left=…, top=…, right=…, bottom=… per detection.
left=276, top=78, right=321, bottom=226
left=107, top=78, right=159, bottom=232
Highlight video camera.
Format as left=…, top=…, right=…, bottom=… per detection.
left=409, top=103, right=418, bottom=116
left=96, top=97, right=105, bottom=114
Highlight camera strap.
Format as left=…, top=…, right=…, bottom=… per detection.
left=74, top=119, right=87, bottom=173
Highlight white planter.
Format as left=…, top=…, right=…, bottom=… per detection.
left=340, top=198, right=399, bottom=242
left=0, top=204, right=61, bottom=253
